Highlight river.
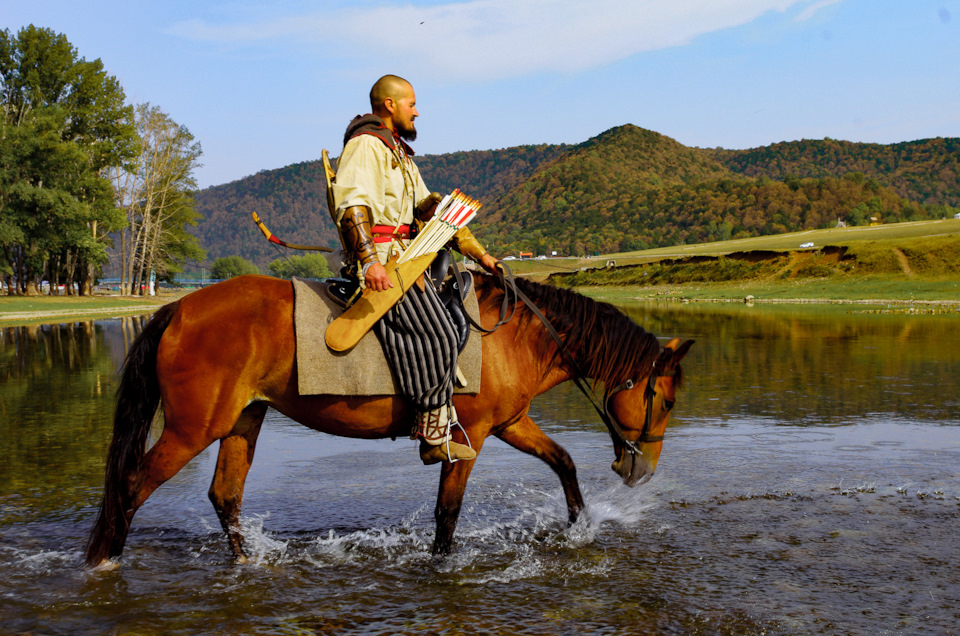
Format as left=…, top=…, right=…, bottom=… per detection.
left=1, top=301, right=958, bottom=634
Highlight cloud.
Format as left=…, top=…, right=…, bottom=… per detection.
left=168, top=0, right=812, bottom=80
left=795, top=0, right=843, bottom=21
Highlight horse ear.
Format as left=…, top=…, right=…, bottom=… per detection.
left=672, top=339, right=694, bottom=362
left=664, top=338, right=693, bottom=358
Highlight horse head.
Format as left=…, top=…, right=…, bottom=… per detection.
left=608, top=338, right=694, bottom=487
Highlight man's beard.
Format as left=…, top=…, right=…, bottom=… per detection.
left=397, top=122, right=417, bottom=142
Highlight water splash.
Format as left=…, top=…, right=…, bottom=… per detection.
left=237, top=514, right=290, bottom=564
left=7, top=548, right=80, bottom=573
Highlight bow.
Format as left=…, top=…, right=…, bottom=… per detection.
left=251, top=212, right=335, bottom=252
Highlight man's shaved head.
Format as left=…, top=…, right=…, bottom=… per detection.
left=369, top=74, right=419, bottom=141
left=370, top=75, right=413, bottom=113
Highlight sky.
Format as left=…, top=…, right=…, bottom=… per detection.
left=3, top=0, right=958, bottom=189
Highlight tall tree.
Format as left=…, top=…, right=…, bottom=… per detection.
left=109, top=103, right=204, bottom=295
left=0, top=25, right=135, bottom=295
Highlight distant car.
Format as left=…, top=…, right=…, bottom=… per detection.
left=799, top=242, right=815, bottom=248
left=502, top=256, right=517, bottom=261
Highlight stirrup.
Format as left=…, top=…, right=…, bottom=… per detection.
left=419, top=439, right=476, bottom=465
left=416, top=405, right=475, bottom=464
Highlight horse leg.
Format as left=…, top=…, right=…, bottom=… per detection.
left=98, top=425, right=220, bottom=564
left=432, top=436, right=486, bottom=556
left=100, top=387, right=251, bottom=564
left=497, top=414, right=584, bottom=524
left=208, top=403, right=267, bottom=562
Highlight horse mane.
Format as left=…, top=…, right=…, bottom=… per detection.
left=476, top=274, right=663, bottom=386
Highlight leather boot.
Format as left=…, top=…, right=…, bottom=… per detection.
left=417, top=405, right=476, bottom=465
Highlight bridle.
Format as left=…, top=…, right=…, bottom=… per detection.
left=490, top=268, right=673, bottom=456
left=602, top=365, right=675, bottom=453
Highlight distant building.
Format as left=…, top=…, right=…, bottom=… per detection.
left=954, top=213, right=960, bottom=220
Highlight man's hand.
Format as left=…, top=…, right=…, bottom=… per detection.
left=479, top=253, right=499, bottom=274
left=364, top=262, right=394, bottom=292
left=416, top=192, right=443, bottom=222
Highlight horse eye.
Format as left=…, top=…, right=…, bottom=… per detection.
left=663, top=399, right=675, bottom=411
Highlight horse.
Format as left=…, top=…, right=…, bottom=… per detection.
left=84, top=274, right=693, bottom=567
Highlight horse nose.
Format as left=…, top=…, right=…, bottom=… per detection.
left=611, top=452, right=656, bottom=487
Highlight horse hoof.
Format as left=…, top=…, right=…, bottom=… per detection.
left=91, top=559, right=120, bottom=572
left=235, top=554, right=250, bottom=565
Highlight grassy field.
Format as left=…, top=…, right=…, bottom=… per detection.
left=0, top=293, right=176, bottom=325
left=503, top=218, right=960, bottom=276
left=524, top=218, right=960, bottom=304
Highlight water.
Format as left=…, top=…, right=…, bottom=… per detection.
left=1, top=305, right=959, bottom=634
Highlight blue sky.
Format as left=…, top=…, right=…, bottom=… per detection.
left=3, top=0, right=958, bottom=189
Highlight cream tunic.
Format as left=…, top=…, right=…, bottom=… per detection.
left=332, top=134, right=430, bottom=264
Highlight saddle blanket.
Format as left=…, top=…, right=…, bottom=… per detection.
left=292, top=278, right=482, bottom=396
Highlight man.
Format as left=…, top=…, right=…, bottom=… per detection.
left=332, top=75, right=499, bottom=465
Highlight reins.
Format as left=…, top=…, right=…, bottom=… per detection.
left=454, top=264, right=667, bottom=454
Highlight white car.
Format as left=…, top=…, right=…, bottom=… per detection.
left=799, top=242, right=814, bottom=248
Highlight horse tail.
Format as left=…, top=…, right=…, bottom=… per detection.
left=85, top=301, right=180, bottom=566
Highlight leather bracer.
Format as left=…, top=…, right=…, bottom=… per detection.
left=340, top=206, right=378, bottom=267
left=451, top=226, right=488, bottom=263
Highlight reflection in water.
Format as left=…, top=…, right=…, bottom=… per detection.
left=620, top=301, right=960, bottom=425
left=0, top=317, right=145, bottom=522
left=0, top=305, right=958, bottom=634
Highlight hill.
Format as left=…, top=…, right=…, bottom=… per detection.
left=479, top=126, right=955, bottom=256
left=709, top=137, right=960, bottom=207
left=191, top=126, right=959, bottom=267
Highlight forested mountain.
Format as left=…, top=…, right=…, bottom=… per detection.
left=416, top=144, right=569, bottom=206
left=192, top=125, right=959, bottom=265
left=480, top=126, right=955, bottom=255
left=193, top=160, right=336, bottom=268
left=709, top=137, right=960, bottom=207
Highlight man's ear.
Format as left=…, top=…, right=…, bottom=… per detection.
left=383, top=96, right=396, bottom=116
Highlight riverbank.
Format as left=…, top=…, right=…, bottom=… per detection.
left=0, top=294, right=177, bottom=326
left=548, top=232, right=960, bottom=311
left=576, top=278, right=960, bottom=305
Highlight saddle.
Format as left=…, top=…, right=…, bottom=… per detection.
left=292, top=274, right=482, bottom=397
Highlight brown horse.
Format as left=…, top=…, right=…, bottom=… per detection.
left=84, top=274, right=692, bottom=567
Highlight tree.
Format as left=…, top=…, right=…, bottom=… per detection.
left=211, top=256, right=259, bottom=279
left=267, top=253, right=333, bottom=279
left=109, top=103, right=204, bottom=295
left=0, top=25, right=136, bottom=295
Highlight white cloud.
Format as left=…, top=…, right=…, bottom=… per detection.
left=795, top=0, right=843, bottom=21
left=168, top=0, right=812, bottom=80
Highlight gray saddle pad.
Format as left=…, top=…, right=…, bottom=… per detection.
left=292, top=278, right=482, bottom=396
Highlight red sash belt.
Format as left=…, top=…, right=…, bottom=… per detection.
left=371, top=224, right=411, bottom=243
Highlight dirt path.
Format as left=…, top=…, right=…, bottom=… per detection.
left=893, top=248, right=914, bottom=276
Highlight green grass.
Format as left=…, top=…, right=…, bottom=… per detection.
left=580, top=278, right=960, bottom=303
left=502, top=218, right=960, bottom=280
left=606, top=218, right=960, bottom=262
left=0, top=296, right=164, bottom=312
left=535, top=219, right=960, bottom=303
left=0, top=293, right=177, bottom=325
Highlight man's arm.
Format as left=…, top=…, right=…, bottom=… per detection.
left=342, top=205, right=393, bottom=291
left=451, top=227, right=499, bottom=273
